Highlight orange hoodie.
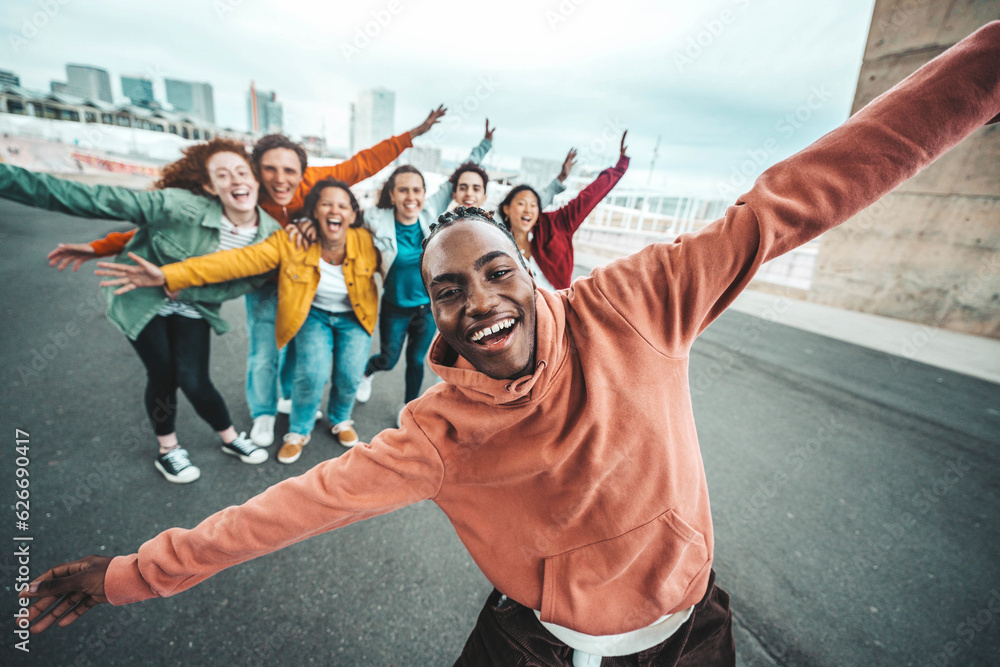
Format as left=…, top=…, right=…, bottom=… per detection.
left=102, top=23, right=1000, bottom=636
left=88, top=132, right=412, bottom=256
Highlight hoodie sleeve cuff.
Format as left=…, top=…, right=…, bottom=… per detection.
left=105, top=554, right=157, bottom=606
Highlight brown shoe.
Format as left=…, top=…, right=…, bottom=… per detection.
left=331, top=420, right=359, bottom=447
left=277, top=433, right=310, bottom=464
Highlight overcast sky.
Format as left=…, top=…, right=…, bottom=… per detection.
left=1, top=0, right=876, bottom=195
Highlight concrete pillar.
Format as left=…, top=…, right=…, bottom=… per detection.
left=808, top=1, right=1000, bottom=338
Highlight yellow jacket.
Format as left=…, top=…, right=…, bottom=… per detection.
left=162, top=227, right=380, bottom=348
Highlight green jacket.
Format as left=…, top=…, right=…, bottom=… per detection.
left=0, top=164, right=281, bottom=340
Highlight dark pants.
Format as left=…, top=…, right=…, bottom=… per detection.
left=455, top=571, right=735, bottom=667
left=128, top=314, right=232, bottom=436
left=365, top=301, right=436, bottom=403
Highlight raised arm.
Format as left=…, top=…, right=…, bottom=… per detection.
left=588, top=22, right=1000, bottom=356
left=0, top=164, right=164, bottom=224
left=301, top=106, right=447, bottom=188
left=21, top=420, right=444, bottom=629
left=537, top=148, right=576, bottom=209
left=426, top=120, right=495, bottom=219
left=547, top=136, right=628, bottom=235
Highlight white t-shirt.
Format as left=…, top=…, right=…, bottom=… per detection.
left=311, top=258, right=353, bottom=313
left=158, top=215, right=259, bottom=319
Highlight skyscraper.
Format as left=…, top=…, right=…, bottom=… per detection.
left=65, top=64, right=112, bottom=103
left=0, top=70, right=20, bottom=88
left=248, top=82, right=283, bottom=134
left=350, top=87, right=394, bottom=155
left=121, top=75, right=155, bottom=108
left=165, top=79, right=216, bottom=124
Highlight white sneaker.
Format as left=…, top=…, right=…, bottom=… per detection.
left=355, top=374, right=373, bottom=403
left=221, top=432, right=268, bottom=464
left=155, top=447, right=201, bottom=484
left=250, top=415, right=276, bottom=447
left=277, top=398, right=292, bottom=414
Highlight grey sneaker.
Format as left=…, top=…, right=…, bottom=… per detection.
left=222, top=432, right=268, bottom=464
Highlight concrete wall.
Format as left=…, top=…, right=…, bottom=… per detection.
left=808, top=0, right=1000, bottom=338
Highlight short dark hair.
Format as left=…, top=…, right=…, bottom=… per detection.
left=448, top=162, right=489, bottom=194
left=291, top=178, right=364, bottom=228
left=497, top=184, right=541, bottom=229
left=377, top=165, right=426, bottom=209
left=419, top=206, right=528, bottom=283
left=251, top=134, right=308, bottom=173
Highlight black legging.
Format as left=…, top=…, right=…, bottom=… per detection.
left=128, top=314, right=232, bottom=436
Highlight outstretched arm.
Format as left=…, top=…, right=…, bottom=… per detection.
left=536, top=148, right=577, bottom=209
left=97, top=232, right=284, bottom=295
left=589, top=22, right=1000, bottom=356
left=0, top=164, right=164, bottom=224
left=22, top=420, right=444, bottom=627
left=302, top=105, right=446, bottom=189
left=547, top=133, right=629, bottom=234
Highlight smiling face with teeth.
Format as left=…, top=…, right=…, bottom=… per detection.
left=311, top=185, right=357, bottom=247
left=503, top=188, right=541, bottom=237
left=202, top=151, right=260, bottom=219
left=423, top=220, right=537, bottom=380
left=389, top=172, right=426, bottom=224
left=257, top=147, right=304, bottom=207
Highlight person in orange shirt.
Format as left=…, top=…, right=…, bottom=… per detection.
left=50, top=107, right=446, bottom=448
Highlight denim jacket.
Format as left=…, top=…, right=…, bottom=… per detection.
left=0, top=164, right=281, bottom=339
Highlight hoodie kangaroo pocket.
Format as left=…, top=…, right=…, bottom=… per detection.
left=540, top=508, right=709, bottom=636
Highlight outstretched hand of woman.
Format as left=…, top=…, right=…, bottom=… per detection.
left=19, top=555, right=112, bottom=634
left=95, top=252, right=166, bottom=295
left=620, top=130, right=629, bottom=159
left=47, top=242, right=97, bottom=271
left=557, top=148, right=578, bottom=182
left=409, top=105, right=447, bottom=139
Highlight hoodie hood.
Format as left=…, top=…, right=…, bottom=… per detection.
left=428, top=289, right=569, bottom=406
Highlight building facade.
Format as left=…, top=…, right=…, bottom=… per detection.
left=121, top=76, right=155, bottom=108
left=165, top=79, right=215, bottom=124
left=247, top=84, right=282, bottom=134
left=350, top=87, right=394, bottom=154
left=0, top=70, right=19, bottom=87
left=65, top=64, right=112, bottom=103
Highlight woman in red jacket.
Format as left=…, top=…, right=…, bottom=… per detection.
left=497, top=132, right=629, bottom=290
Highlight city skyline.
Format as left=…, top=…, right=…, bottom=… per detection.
left=1, top=0, right=877, bottom=194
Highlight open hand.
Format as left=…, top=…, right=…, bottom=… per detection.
left=558, top=148, right=578, bottom=182
left=410, top=105, right=447, bottom=139
left=95, top=252, right=166, bottom=295
left=19, top=555, right=112, bottom=634
left=47, top=243, right=97, bottom=272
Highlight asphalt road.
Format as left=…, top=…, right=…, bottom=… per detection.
left=1, top=198, right=998, bottom=666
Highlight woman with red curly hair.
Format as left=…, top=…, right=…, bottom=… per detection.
left=0, top=139, right=282, bottom=484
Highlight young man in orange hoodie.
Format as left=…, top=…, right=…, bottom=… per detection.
left=21, top=23, right=1000, bottom=666
left=50, top=107, right=446, bottom=448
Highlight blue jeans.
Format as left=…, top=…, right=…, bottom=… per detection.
left=245, top=283, right=295, bottom=418
left=288, top=307, right=372, bottom=436
left=365, top=301, right=437, bottom=404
